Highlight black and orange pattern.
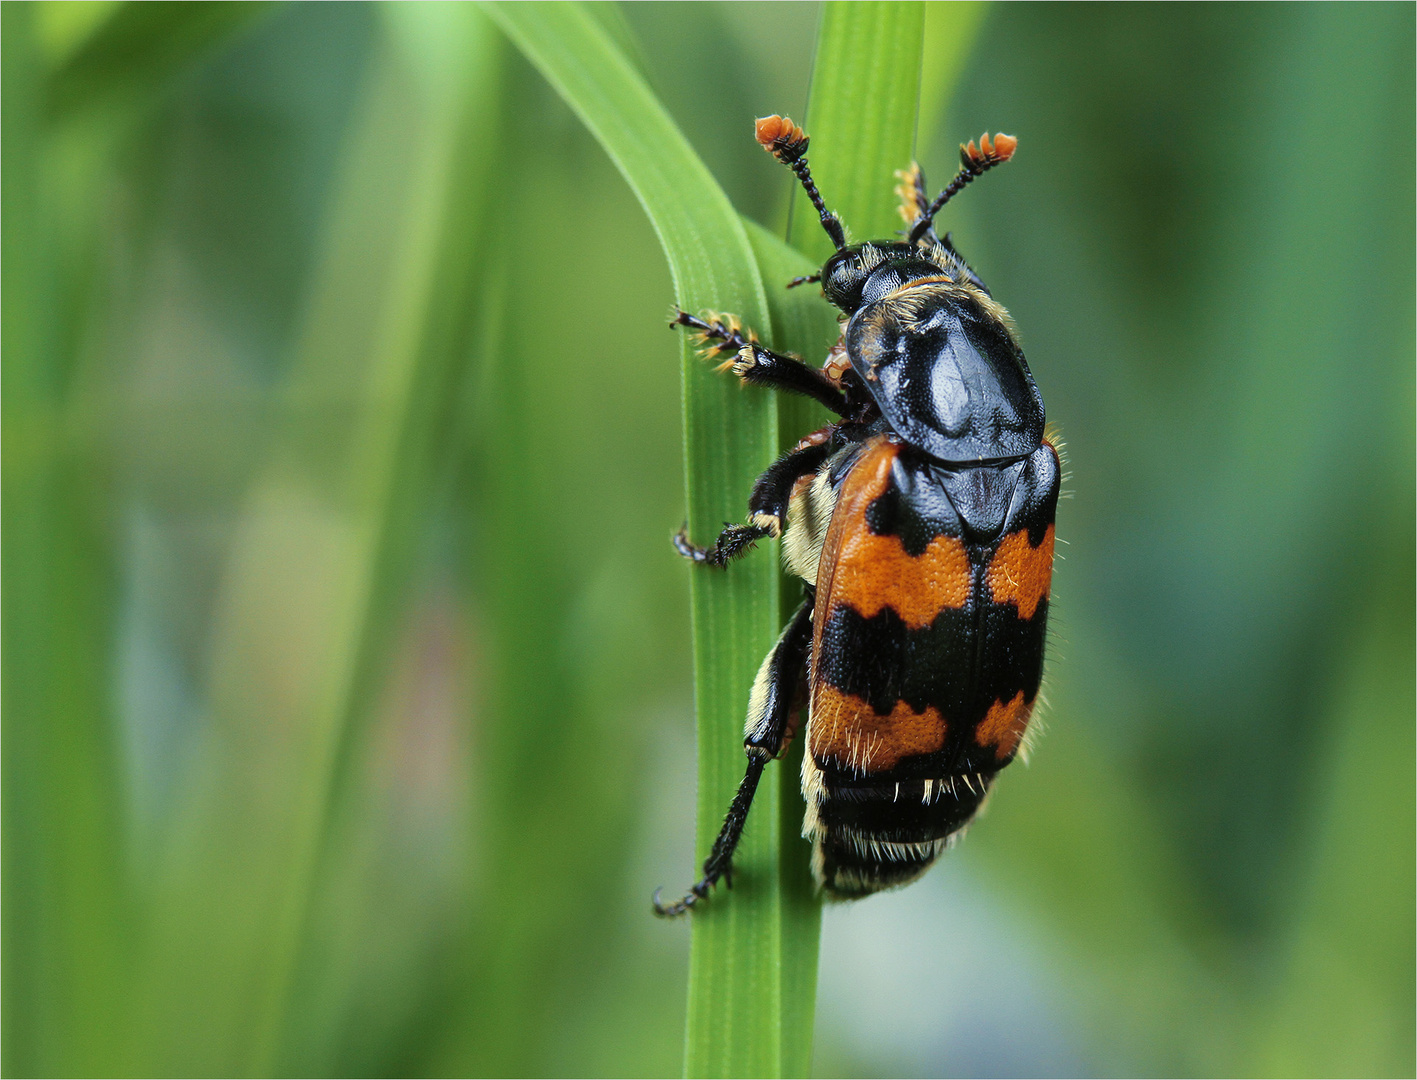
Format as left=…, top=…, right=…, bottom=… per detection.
left=803, top=436, right=1059, bottom=895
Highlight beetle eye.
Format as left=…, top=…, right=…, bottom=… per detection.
left=822, top=255, right=869, bottom=313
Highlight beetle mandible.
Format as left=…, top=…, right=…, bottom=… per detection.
left=655, top=116, right=1059, bottom=916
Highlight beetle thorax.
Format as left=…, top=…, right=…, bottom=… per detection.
left=843, top=277, right=1046, bottom=465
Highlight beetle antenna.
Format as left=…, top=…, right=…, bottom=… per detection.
left=907, top=132, right=1017, bottom=245
left=755, top=115, right=847, bottom=251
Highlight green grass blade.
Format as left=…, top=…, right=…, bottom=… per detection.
left=2, top=7, right=129, bottom=1074
left=480, top=4, right=826, bottom=1075
left=742, top=221, right=839, bottom=1077
left=121, top=10, right=501, bottom=1073
left=47, top=1, right=274, bottom=118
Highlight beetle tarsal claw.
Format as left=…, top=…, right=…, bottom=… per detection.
left=651, top=887, right=696, bottom=918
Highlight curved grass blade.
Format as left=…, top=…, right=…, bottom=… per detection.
left=480, top=4, right=807, bottom=1076
left=743, top=220, right=839, bottom=1077
left=120, top=10, right=504, bottom=1073
left=486, top=4, right=938, bottom=1074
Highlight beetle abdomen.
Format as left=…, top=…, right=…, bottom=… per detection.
left=801, top=435, right=1059, bottom=897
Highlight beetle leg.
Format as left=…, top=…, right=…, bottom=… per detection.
left=673, top=522, right=772, bottom=566
left=673, top=309, right=849, bottom=416
left=672, top=437, right=835, bottom=567
left=653, top=756, right=766, bottom=917
left=745, top=437, right=833, bottom=532
left=742, top=592, right=814, bottom=758
left=672, top=309, right=756, bottom=357
left=654, top=598, right=814, bottom=917
left=733, top=342, right=849, bottom=415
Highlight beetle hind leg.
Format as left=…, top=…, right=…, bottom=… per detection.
left=655, top=598, right=814, bottom=917
left=653, top=755, right=768, bottom=917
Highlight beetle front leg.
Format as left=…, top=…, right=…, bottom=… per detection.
left=673, top=310, right=848, bottom=416
left=654, top=597, right=814, bottom=917
left=672, top=309, right=756, bottom=359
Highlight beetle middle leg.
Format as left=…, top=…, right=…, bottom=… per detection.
left=673, top=435, right=834, bottom=566
left=654, top=595, right=814, bottom=917
left=673, top=522, right=772, bottom=566
left=673, top=310, right=848, bottom=416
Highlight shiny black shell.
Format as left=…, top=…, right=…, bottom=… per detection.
left=845, top=288, right=1045, bottom=464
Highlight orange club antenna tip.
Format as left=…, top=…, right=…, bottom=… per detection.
left=962, top=132, right=1018, bottom=166
left=755, top=114, right=809, bottom=161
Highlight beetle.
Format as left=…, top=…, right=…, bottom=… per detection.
left=654, top=115, right=1059, bottom=916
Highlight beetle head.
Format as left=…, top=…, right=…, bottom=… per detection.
left=755, top=115, right=1020, bottom=315
left=822, top=243, right=949, bottom=316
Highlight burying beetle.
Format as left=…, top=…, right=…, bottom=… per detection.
left=656, top=116, right=1059, bottom=916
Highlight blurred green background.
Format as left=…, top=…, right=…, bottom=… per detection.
left=4, top=2, right=1412, bottom=1077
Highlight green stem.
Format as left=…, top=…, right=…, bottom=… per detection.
left=481, top=5, right=820, bottom=1076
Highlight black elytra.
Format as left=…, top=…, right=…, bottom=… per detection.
left=654, top=119, right=1059, bottom=916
